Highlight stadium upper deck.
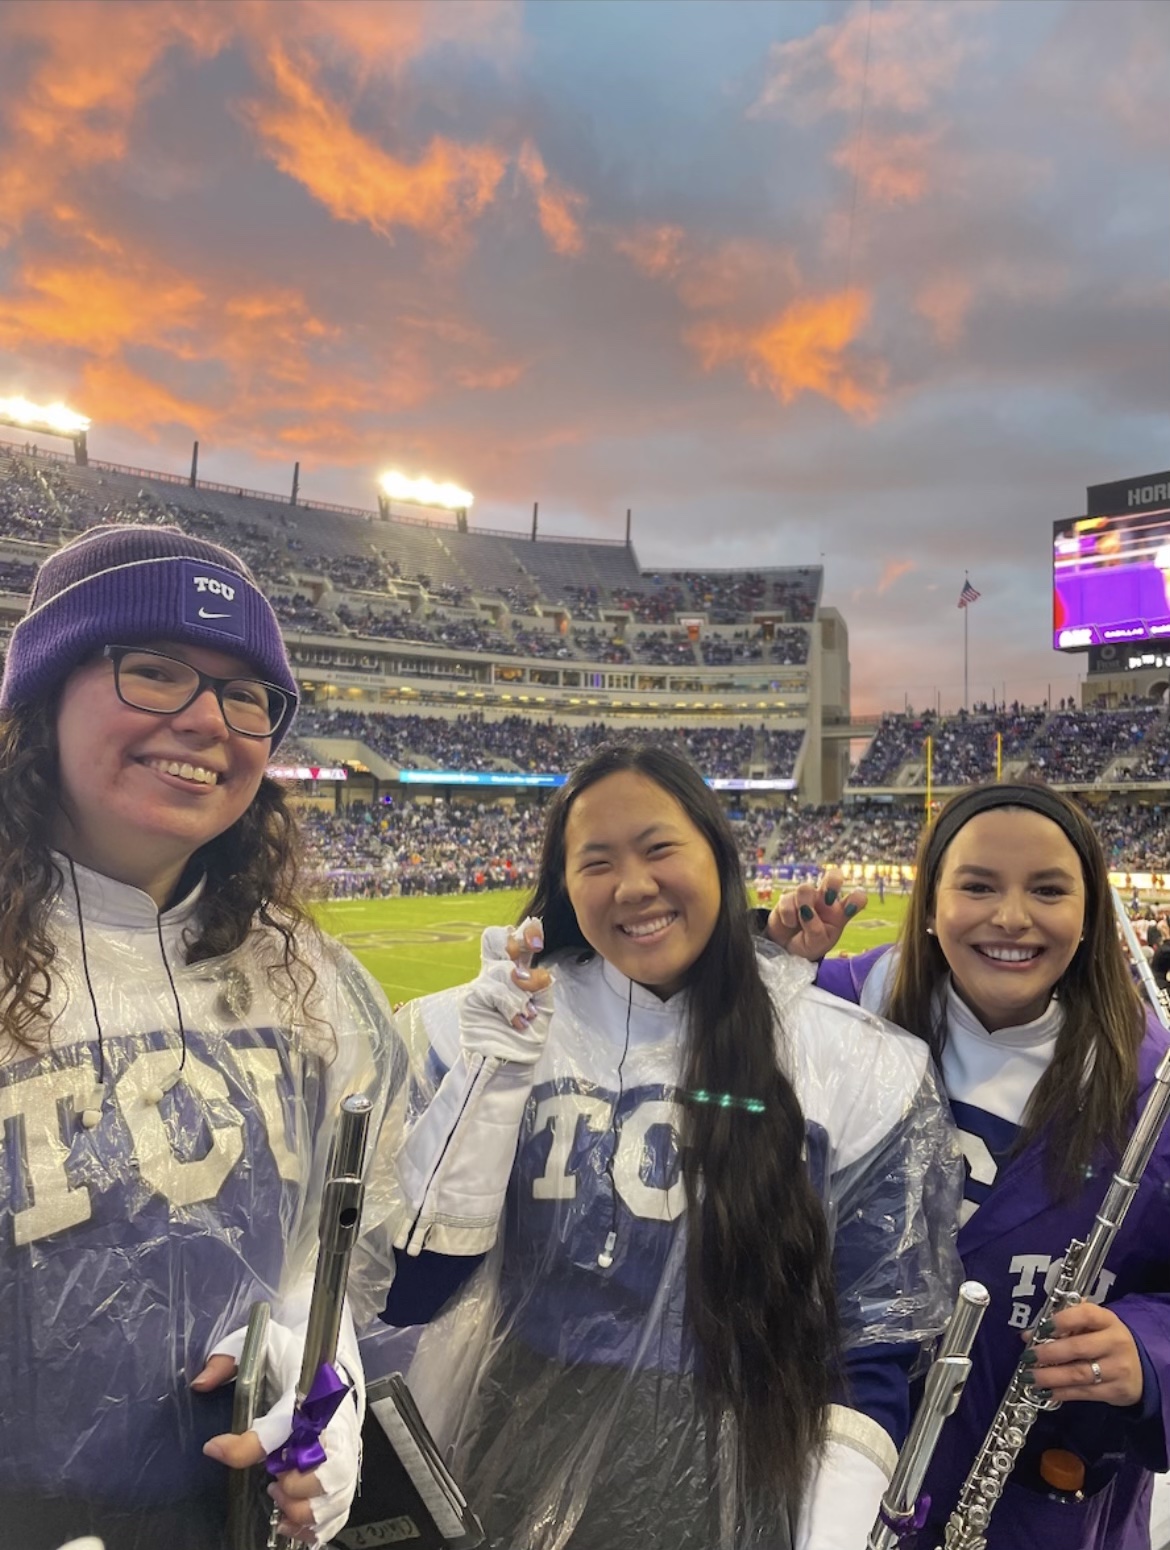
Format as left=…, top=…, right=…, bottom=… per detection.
left=0, top=443, right=854, bottom=798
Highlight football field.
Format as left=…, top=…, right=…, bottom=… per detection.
left=316, top=889, right=911, bottom=1007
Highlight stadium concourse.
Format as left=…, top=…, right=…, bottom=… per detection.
left=4, top=443, right=1170, bottom=902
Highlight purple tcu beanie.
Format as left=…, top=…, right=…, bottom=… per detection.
left=0, top=524, right=299, bottom=747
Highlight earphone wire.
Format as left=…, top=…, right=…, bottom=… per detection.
left=66, top=854, right=106, bottom=1086
left=65, top=853, right=189, bottom=1093
left=600, top=977, right=635, bottom=1257
left=154, top=913, right=189, bottom=1074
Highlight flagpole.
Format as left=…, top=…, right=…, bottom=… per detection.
left=958, top=575, right=979, bottom=709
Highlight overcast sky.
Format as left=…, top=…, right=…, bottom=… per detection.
left=1, top=0, right=1167, bottom=713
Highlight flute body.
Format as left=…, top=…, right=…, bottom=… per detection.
left=867, top=1282, right=989, bottom=1550
left=267, top=1092, right=374, bottom=1550
left=940, top=892, right=1170, bottom=1550
left=295, top=1093, right=373, bottom=1403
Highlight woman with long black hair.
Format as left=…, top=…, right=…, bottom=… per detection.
left=382, top=743, right=961, bottom=1549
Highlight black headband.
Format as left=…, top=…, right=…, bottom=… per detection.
left=924, top=783, right=1093, bottom=882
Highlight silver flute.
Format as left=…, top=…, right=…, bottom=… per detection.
left=266, top=1092, right=374, bottom=1550
left=868, top=1282, right=989, bottom=1550
left=940, top=890, right=1170, bottom=1550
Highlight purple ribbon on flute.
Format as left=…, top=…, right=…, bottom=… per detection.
left=878, top=1495, right=931, bottom=1542
left=266, top=1362, right=350, bottom=1476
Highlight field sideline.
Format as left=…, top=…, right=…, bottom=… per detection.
left=316, top=890, right=912, bottom=1007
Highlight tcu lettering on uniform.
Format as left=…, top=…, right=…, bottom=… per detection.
left=530, top=1092, right=686, bottom=1220
left=192, top=575, right=236, bottom=601
left=1, top=1044, right=298, bottom=1246
left=956, top=1128, right=998, bottom=1226
left=1007, top=1252, right=1117, bottom=1328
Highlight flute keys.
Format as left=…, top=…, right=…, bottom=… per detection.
left=1003, top=1426, right=1025, bottom=1450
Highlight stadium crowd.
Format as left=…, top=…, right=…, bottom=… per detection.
left=0, top=456, right=820, bottom=655
left=300, top=794, right=1170, bottom=897
left=849, top=704, right=1170, bottom=788
left=300, top=801, right=547, bottom=896
left=294, top=708, right=798, bottom=780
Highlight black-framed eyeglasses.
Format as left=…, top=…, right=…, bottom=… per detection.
left=103, top=646, right=292, bottom=739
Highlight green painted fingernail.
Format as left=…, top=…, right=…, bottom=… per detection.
left=799, top=905, right=814, bottom=922
left=844, top=903, right=859, bottom=919
left=824, top=889, right=838, bottom=906
left=1021, top=1349, right=1037, bottom=1367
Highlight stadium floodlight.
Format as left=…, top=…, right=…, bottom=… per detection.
left=0, top=395, right=92, bottom=466
left=378, top=470, right=474, bottom=511
left=0, top=395, right=91, bottom=435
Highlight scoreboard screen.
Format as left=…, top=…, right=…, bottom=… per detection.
left=1053, top=506, right=1170, bottom=651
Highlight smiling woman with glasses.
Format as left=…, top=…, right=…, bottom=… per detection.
left=103, top=644, right=292, bottom=738
left=0, top=525, right=402, bottom=1550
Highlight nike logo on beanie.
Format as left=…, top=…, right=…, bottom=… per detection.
left=182, top=562, right=245, bottom=640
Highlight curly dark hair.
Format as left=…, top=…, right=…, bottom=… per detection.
left=0, top=695, right=321, bottom=1054
left=523, top=743, right=838, bottom=1517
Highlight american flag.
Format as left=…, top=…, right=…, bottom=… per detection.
left=958, top=579, right=981, bottom=609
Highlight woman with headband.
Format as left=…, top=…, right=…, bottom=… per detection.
left=379, top=743, right=962, bottom=1549
left=773, top=783, right=1170, bottom=1550
left=0, top=525, right=401, bottom=1549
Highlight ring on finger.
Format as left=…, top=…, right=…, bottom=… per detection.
left=1089, top=1359, right=1103, bottom=1385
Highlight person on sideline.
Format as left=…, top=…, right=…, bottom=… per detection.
left=0, top=525, right=401, bottom=1550
left=769, top=782, right=1170, bottom=1550
left=380, top=743, right=962, bottom=1549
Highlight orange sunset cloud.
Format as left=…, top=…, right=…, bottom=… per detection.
left=245, top=44, right=508, bottom=244
left=613, top=224, right=687, bottom=280
left=833, top=130, right=941, bottom=208
left=0, top=256, right=205, bottom=357
left=80, top=357, right=217, bottom=441
left=688, top=289, right=882, bottom=419
left=878, top=558, right=915, bottom=594
left=518, top=141, right=587, bottom=257
left=753, top=1, right=975, bottom=123
left=915, top=275, right=976, bottom=347
left=0, top=2, right=229, bottom=240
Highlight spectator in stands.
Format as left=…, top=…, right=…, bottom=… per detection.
left=0, top=525, right=401, bottom=1549
left=382, top=743, right=960, bottom=1550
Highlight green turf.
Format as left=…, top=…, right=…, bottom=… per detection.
left=316, top=887, right=911, bottom=1008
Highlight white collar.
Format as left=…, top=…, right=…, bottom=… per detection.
left=51, top=852, right=206, bottom=932
left=945, top=975, right=1064, bottom=1049
left=599, top=955, right=683, bottom=1016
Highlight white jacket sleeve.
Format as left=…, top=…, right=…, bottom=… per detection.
left=797, top=1406, right=897, bottom=1550
left=393, top=927, right=553, bottom=1256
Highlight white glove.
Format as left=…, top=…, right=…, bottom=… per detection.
left=209, top=1303, right=364, bottom=1546
left=459, top=919, right=554, bottom=1065
left=393, top=921, right=553, bottom=1256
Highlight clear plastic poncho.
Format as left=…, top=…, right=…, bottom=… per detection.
left=0, top=861, right=404, bottom=1550
left=380, top=947, right=963, bottom=1550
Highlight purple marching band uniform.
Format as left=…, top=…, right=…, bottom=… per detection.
left=817, top=944, right=1170, bottom=1550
